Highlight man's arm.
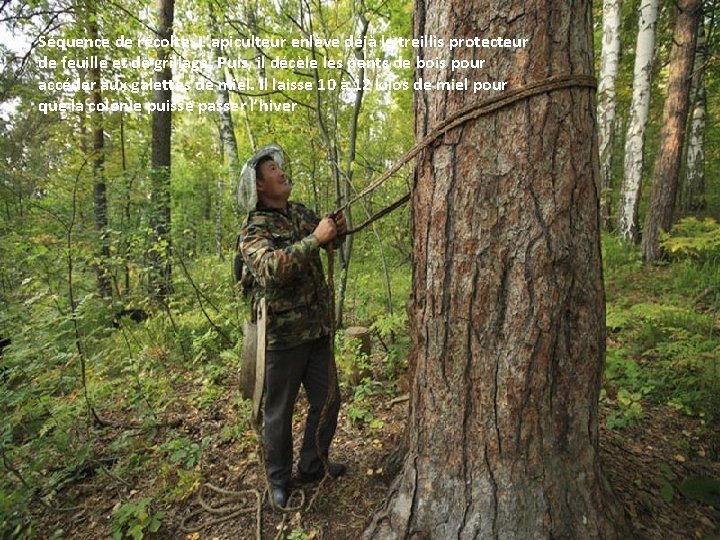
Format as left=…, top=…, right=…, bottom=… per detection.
left=241, top=218, right=339, bottom=289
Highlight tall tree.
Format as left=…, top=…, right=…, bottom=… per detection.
left=210, top=10, right=239, bottom=259
left=642, top=0, right=701, bottom=262
left=336, top=7, right=370, bottom=327
left=683, top=18, right=707, bottom=213
left=618, top=0, right=659, bottom=243
left=148, top=0, right=175, bottom=300
left=84, top=0, right=112, bottom=299
left=597, top=0, right=622, bottom=230
left=365, top=0, right=630, bottom=537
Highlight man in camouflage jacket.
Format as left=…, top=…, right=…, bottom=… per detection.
left=238, top=152, right=347, bottom=509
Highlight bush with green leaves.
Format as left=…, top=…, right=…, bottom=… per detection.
left=111, top=497, right=165, bottom=540
left=160, top=435, right=212, bottom=469
left=347, top=378, right=387, bottom=430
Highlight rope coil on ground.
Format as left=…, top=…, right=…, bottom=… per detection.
left=179, top=483, right=263, bottom=535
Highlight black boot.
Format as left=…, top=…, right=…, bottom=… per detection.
left=298, top=462, right=347, bottom=484
left=270, top=485, right=289, bottom=510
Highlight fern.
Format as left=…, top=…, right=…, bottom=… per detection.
left=661, top=217, right=720, bottom=262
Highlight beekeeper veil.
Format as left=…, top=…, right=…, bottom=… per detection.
left=236, top=143, right=286, bottom=213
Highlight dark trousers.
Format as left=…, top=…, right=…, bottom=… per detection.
left=263, top=335, right=340, bottom=488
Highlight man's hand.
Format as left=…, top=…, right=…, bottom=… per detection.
left=313, top=217, right=337, bottom=245
left=333, top=212, right=347, bottom=236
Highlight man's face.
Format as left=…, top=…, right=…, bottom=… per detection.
left=257, top=159, right=291, bottom=203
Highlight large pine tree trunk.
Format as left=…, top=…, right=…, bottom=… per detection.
left=597, top=0, right=621, bottom=230
left=642, top=0, right=701, bottom=262
left=683, top=19, right=706, bottom=213
left=364, top=0, right=630, bottom=538
left=149, top=0, right=174, bottom=301
left=618, top=0, right=659, bottom=243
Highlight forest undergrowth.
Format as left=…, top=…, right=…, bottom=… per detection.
left=1, top=227, right=720, bottom=539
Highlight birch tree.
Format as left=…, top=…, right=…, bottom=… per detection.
left=597, top=0, right=622, bottom=229
left=618, top=0, right=659, bottom=243
left=210, top=10, right=240, bottom=259
left=683, top=18, right=707, bottom=213
left=364, top=0, right=630, bottom=537
left=84, top=0, right=112, bottom=298
left=642, top=0, right=701, bottom=262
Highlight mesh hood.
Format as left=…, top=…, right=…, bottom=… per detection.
left=236, top=143, right=286, bottom=212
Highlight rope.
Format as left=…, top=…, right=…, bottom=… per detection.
left=180, top=72, right=596, bottom=537
left=334, top=74, right=597, bottom=229
left=179, top=483, right=263, bottom=535
left=345, top=192, right=410, bottom=235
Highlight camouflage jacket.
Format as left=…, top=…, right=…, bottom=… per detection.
left=238, top=201, right=331, bottom=350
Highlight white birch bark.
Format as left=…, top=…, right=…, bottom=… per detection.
left=209, top=10, right=241, bottom=256
left=597, top=0, right=621, bottom=228
left=215, top=65, right=240, bottom=258
left=618, top=0, right=659, bottom=242
left=684, top=20, right=706, bottom=212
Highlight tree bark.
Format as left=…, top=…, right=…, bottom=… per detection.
left=618, top=0, right=659, bottom=243
left=364, top=0, right=630, bottom=538
left=597, top=0, right=621, bottom=230
left=210, top=10, right=239, bottom=259
left=120, top=112, right=132, bottom=296
left=683, top=19, right=706, bottom=213
left=335, top=10, right=370, bottom=327
left=148, top=0, right=174, bottom=301
left=86, top=0, right=112, bottom=299
left=641, top=0, right=701, bottom=262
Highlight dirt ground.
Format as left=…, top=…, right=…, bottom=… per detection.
left=34, top=377, right=720, bottom=540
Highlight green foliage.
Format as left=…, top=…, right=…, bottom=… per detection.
left=371, top=311, right=407, bottom=340
left=161, top=468, right=202, bottom=503
left=347, top=378, right=386, bottom=430
left=160, top=435, right=211, bottom=470
left=661, top=218, right=720, bottom=262
left=110, top=497, right=165, bottom=540
left=678, top=476, right=720, bottom=508
left=605, top=388, right=646, bottom=429
left=1, top=0, right=719, bottom=534
left=0, top=483, right=34, bottom=539
left=602, top=233, right=644, bottom=275
left=656, top=463, right=676, bottom=503
left=335, top=333, right=372, bottom=386
left=605, top=349, right=656, bottom=394
left=604, top=235, right=720, bottom=430
left=0, top=247, right=247, bottom=531
left=285, top=528, right=311, bottom=540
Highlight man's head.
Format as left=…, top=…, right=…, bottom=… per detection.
left=255, top=155, right=291, bottom=209
left=237, top=143, right=287, bottom=212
